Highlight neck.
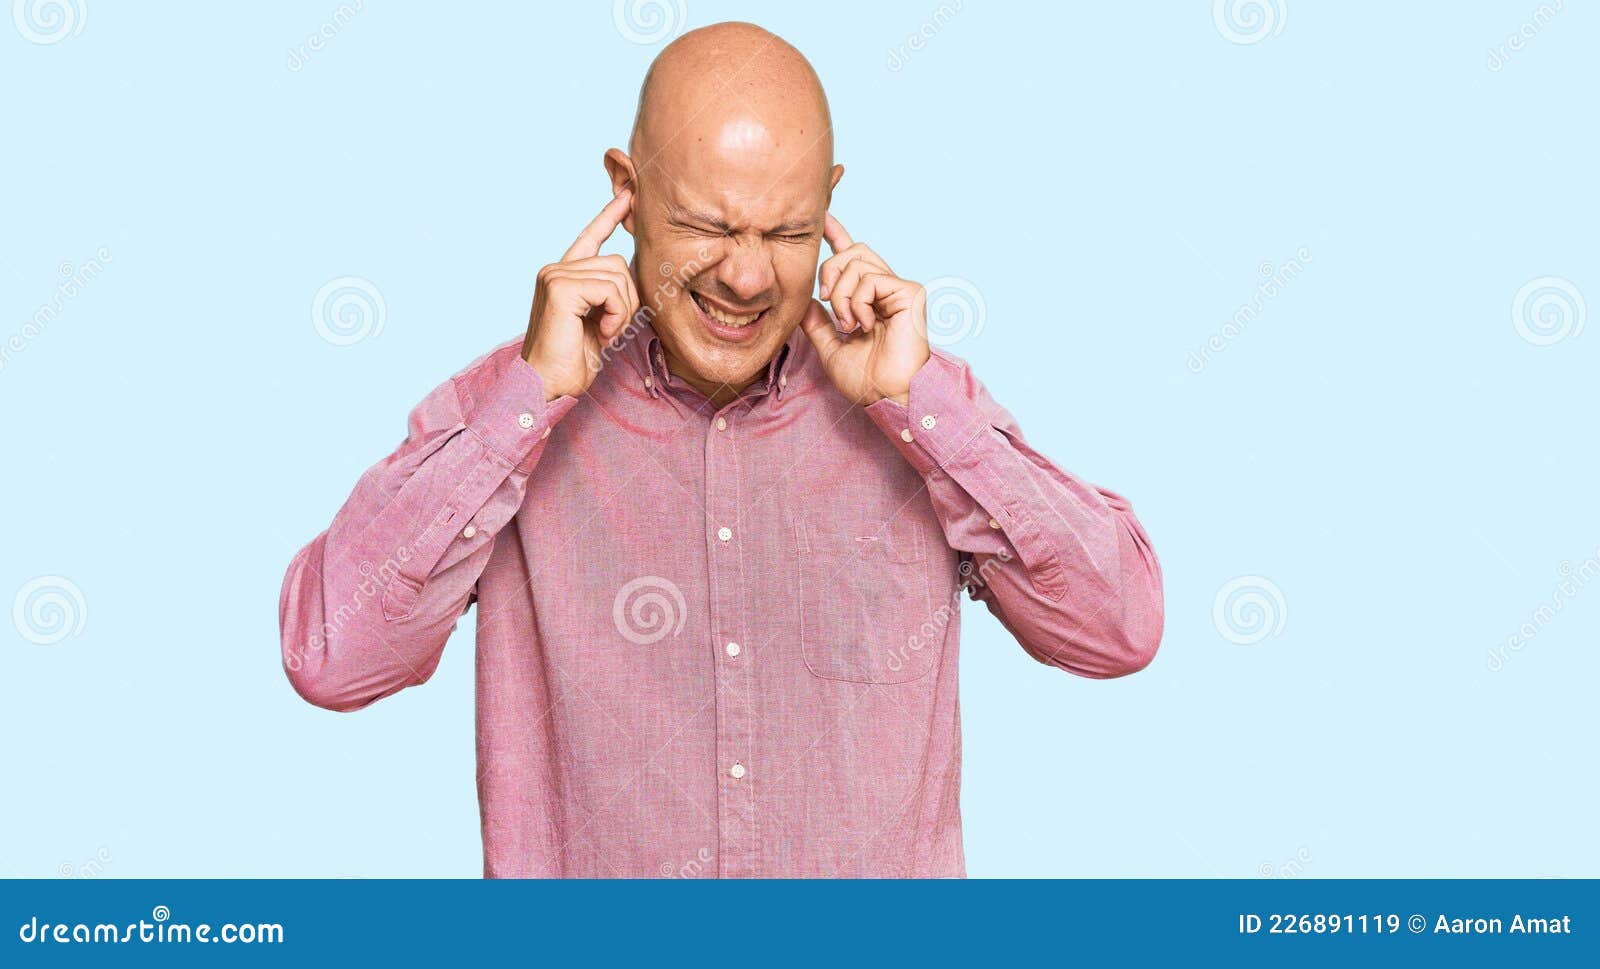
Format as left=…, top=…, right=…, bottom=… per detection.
left=664, top=353, right=756, bottom=409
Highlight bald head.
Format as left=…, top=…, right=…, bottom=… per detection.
left=629, top=22, right=833, bottom=168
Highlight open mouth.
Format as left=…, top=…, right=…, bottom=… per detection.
left=690, top=290, right=767, bottom=339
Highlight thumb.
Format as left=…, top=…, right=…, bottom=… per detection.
left=798, top=299, right=843, bottom=353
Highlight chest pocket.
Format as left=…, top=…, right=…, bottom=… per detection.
left=794, top=515, right=940, bottom=684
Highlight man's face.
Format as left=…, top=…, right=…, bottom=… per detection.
left=616, top=117, right=839, bottom=398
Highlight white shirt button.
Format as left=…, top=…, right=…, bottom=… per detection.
left=920, top=414, right=937, bottom=430
left=900, top=428, right=914, bottom=443
left=779, top=373, right=787, bottom=387
left=461, top=525, right=477, bottom=539
left=729, top=762, right=746, bottom=779
left=725, top=641, right=741, bottom=658
left=988, top=518, right=1000, bottom=530
left=517, top=413, right=535, bottom=430
left=717, top=526, right=732, bottom=542
left=715, top=417, right=727, bottom=431
left=643, top=376, right=653, bottom=391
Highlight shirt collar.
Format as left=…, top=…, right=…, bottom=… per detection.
left=634, top=324, right=800, bottom=403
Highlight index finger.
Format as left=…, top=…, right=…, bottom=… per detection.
left=823, top=212, right=853, bottom=254
left=563, top=189, right=633, bottom=261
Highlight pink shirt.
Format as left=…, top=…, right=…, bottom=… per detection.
left=279, top=326, right=1163, bottom=877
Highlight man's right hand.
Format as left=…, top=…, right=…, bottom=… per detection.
left=521, top=189, right=638, bottom=401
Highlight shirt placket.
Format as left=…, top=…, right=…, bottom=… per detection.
left=705, top=400, right=757, bottom=877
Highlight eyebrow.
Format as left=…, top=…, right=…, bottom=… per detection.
left=667, top=204, right=816, bottom=235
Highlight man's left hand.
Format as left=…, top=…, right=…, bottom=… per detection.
left=799, top=214, right=931, bottom=405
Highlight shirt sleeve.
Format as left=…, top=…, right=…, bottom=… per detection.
left=278, top=340, right=576, bottom=711
left=864, top=349, right=1164, bottom=678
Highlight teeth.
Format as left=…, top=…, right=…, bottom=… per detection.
left=697, top=295, right=759, bottom=327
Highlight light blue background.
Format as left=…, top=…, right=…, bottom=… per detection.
left=3, top=2, right=1596, bottom=877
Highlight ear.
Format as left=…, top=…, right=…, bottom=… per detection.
left=603, top=148, right=638, bottom=234
left=827, top=163, right=845, bottom=198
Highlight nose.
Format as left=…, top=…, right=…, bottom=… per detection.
left=716, top=242, right=776, bottom=306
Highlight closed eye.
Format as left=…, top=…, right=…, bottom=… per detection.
left=669, top=219, right=729, bottom=237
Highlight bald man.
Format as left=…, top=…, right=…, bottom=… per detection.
left=280, top=22, right=1163, bottom=878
